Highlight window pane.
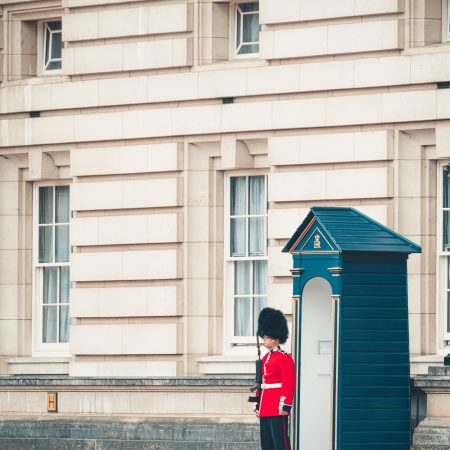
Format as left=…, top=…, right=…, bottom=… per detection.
left=243, top=12, right=259, bottom=43
left=235, top=298, right=251, bottom=336
left=231, top=177, right=246, bottom=215
left=43, top=305, right=57, bottom=343
left=444, top=167, right=450, bottom=208
left=236, top=7, right=241, bottom=49
left=55, top=186, right=69, bottom=223
left=237, top=43, right=259, bottom=55
left=48, top=20, right=61, bottom=31
left=60, top=267, right=70, bottom=303
left=234, top=261, right=250, bottom=295
left=39, top=187, right=53, bottom=224
left=55, top=225, right=69, bottom=262
left=43, top=267, right=57, bottom=304
left=231, top=217, right=246, bottom=256
left=51, top=31, right=62, bottom=59
left=47, top=60, right=62, bottom=70
left=59, top=305, right=69, bottom=343
left=44, top=25, right=51, bottom=68
left=447, top=256, right=450, bottom=334
left=44, top=22, right=62, bottom=70
left=253, top=296, right=267, bottom=335
left=444, top=212, right=450, bottom=251
left=240, top=2, right=258, bottom=12
left=249, top=176, right=265, bottom=215
left=39, top=226, right=53, bottom=263
left=253, top=260, right=267, bottom=295
left=249, top=217, right=265, bottom=255
left=448, top=291, right=450, bottom=333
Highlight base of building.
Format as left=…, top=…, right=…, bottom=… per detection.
left=412, top=418, right=450, bottom=449
left=0, top=417, right=260, bottom=450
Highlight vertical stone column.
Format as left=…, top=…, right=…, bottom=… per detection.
left=198, top=1, right=229, bottom=65
left=0, top=157, right=30, bottom=374
left=396, top=130, right=437, bottom=359
left=410, top=0, right=442, bottom=47
left=184, top=142, right=222, bottom=374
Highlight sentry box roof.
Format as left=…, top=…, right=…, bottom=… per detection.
left=282, top=207, right=421, bottom=255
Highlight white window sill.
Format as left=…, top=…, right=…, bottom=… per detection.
left=403, top=41, right=450, bottom=55
left=196, top=58, right=269, bottom=72
left=2, top=74, right=69, bottom=88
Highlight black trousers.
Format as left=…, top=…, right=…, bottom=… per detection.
left=260, top=416, right=291, bottom=450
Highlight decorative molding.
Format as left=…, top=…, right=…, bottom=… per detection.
left=28, top=150, right=59, bottom=180
left=328, top=267, right=342, bottom=277
left=290, top=268, right=303, bottom=278
left=220, top=134, right=253, bottom=169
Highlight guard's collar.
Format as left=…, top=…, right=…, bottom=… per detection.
left=270, top=345, right=281, bottom=354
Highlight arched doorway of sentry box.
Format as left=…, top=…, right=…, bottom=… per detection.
left=299, top=277, right=333, bottom=450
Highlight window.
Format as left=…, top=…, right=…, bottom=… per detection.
left=444, top=0, right=450, bottom=42
left=40, top=20, right=62, bottom=72
left=226, top=175, right=267, bottom=344
left=43, top=20, right=62, bottom=71
left=34, top=185, right=70, bottom=352
left=235, top=2, right=260, bottom=56
left=8, top=16, right=62, bottom=80
left=439, top=164, right=450, bottom=347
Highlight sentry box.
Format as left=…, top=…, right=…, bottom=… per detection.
left=282, top=207, right=421, bottom=450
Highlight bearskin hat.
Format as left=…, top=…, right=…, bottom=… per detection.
left=257, top=307, right=289, bottom=344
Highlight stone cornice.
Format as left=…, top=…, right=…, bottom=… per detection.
left=0, top=376, right=254, bottom=392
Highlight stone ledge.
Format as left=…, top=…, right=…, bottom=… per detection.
left=414, top=378, right=450, bottom=390
left=414, top=366, right=450, bottom=390
left=428, top=367, right=450, bottom=377
left=0, top=376, right=254, bottom=390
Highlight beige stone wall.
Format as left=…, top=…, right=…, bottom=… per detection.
left=0, top=381, right=256, bottom=418
left=69, top=140, right=184, bottom=376
left=0, top=0, right=448, bottom=379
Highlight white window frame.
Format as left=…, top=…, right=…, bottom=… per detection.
left=437, top=161, right=450, bottom=352
left=32, top=181, right=70, bottom=356
left=224, top=171, right=268, bottom=352
left=442, top=0, right=450, bottom=42
left=229, top=0, right=260, bottom=59
left=37, top=18, right=62, bottom=75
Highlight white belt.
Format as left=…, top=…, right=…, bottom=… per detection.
left=261, top=383, right=282, bottom=389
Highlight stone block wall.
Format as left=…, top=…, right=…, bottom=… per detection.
left=0, top=419, right=260, bottom=450
left=0, top=0, right=446, bottom=383
left=0, top=377, right=259, bottom=449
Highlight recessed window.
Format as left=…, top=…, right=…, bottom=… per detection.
left=443, top=165, right=450, bottom=251
left=227, top=175, right=267, bottom=341
left=8, top=12, right=63, bottom=80
left=35, top=185, right=70, bottom=350
left=439, top=164, right=450, bottom=347
left=235, top=2, right=260, bottom=56
left=43, top=20, right=62, bottom=71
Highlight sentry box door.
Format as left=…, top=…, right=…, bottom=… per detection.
left=299, top=277, right=333, bottom=449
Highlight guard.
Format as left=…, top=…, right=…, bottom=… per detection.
left=256, top=307, right=295, bottom=450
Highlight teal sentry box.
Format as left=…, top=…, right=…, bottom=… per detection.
left=282, top=207, right=421, bottom=450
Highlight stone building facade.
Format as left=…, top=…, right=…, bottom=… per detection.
left=0, top=0, right=449, bottom=447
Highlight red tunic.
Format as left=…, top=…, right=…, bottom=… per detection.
left=259, top=348, right=295, bottom=417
